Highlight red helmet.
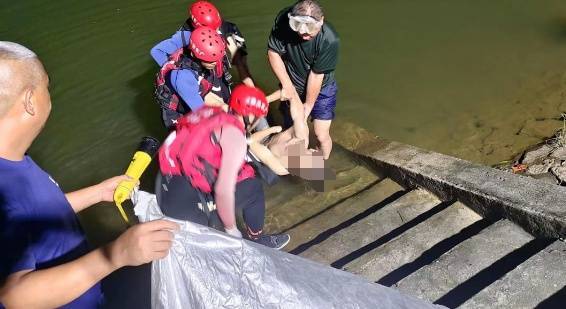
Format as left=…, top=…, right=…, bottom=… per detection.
left=229, top=85, right=269, bottom=118
left=189, top=26, right=226, bottom=63
left=189, top=1, right=222, bottom=30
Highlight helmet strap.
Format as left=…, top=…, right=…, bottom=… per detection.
left=243, top=115, right=250, bottom=128
left=243, top=115, right=261, bottom=136
left=215, top=60, right=224, bottom=78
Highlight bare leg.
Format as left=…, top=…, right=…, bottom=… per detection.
left=314, top=119, right=333, bottom=160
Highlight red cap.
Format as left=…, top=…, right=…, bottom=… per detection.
left=229, top=85, right=269, bottom=118
left=189, top=26, right=226, bottom=63
left=189, top=1, right=222, bottom=30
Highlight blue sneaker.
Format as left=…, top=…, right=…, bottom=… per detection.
left=253, top=234, right=291, bottom=250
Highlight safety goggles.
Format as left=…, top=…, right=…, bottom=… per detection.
left=288, top=13, right=322, bottom=35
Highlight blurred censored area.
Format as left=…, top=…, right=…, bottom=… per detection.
left=284, top=142, right=336, bottom=191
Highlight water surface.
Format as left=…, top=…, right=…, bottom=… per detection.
left=3, top=0, right=566, bottom=238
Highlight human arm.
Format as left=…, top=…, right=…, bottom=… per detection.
left=267, top=49, right=299, bottom=103
left=266, top=89, right=281, bottom=103
left=223, top=22, right=254, bottom=87
left=203, top=92, right=228, bottom=111
left=267, top=50, right=308, bottom=146
left=0, top=220, right=178, bottom=308
left=247, top=126, right=289, bottom=176
left=150, top=31, right=191, bottom=66
left=65, top=175, right=130, bottom=213
left=171, top=70, right=228, bottom=110
left=214, top=126, right=248, bottom=232
left=170, top=70, right=205, bottom=111
left=303, top=71, right=325, bottom=120
left=233, top=52, right=254, bottom=87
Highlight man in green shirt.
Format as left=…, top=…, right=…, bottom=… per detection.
left=268, top=0, right=339, bottom=160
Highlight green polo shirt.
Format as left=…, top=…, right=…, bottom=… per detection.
left=268, top=7, right=339, bottom=96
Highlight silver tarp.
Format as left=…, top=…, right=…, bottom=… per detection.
left=133, top=191, right=445, bottom=309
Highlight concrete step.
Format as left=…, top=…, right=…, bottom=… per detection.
left=394, top=220, right=534, bottom=303
left=457, top=240, right=566, bottom=309
left=297, top=189, right=442, bottom=265
left=343, top=202, right=483, bottom=281
left=284, top=178, right=404, bottom=251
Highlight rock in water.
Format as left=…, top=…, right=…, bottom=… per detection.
left=550, top=165, right=566, bottom=185
left=526, top=158, right=560, bottom=175
left=550, top=146, right=566, bottom=161
left=522, top=144, right=554, bottom=165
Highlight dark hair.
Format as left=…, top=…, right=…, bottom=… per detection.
left=291, top=0, right=324, bottom=21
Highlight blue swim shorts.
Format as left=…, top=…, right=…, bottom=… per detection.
left=310, top=81, right=338, bottom=121
left=279, top=81, right=338, bottom=129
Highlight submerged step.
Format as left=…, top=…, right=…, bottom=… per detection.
left=458, top=240, right=566, bottom=309
left=395, top=220, right=534, bottom=303
left=264, top=157, right=380, bottom=233
left=343, top=202, right=483, bottom=281
left=284, top=178, right=404, bottom=251
left=297, top=189, right=441, bottom=265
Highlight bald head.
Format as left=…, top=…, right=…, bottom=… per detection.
left=0, top=41, right=46, bottom=117
left=292, top=0, right=324, bottom=21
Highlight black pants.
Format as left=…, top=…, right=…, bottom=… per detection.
left=155, top=174, right=265, bottom=235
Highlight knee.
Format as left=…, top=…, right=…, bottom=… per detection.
left=315, top=129, right=332, bottom=143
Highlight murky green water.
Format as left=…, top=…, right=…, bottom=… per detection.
left=3, top=0, right=566, bottom=238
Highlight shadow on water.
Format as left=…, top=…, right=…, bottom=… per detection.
left=547, top=17, right=566, bottom=42
left=128, top=64, right=165, bottom=141
left=127, top=63, right=168, bottom=193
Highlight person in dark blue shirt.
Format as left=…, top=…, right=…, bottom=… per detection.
left=0, top=41, right=179, bottom=308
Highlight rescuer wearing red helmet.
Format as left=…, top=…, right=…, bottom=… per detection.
left=150, top=0, right=255, bottom=89
left=154, top=26, right=235, bottom=129
left=156, top=85, right=290, bottom=250
left=184, top=1, right=253, bottom=84
left=188, top=0, right=222, bottom=29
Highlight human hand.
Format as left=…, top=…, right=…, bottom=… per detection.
left=266, top=90, right=282, bottom=103
left=303, top=103, right=314, bottom=122
left=280, top=84, right=298, bottom=102
left=241, top=77, right=255, bottom=88
left=107, top=220, right=179, bottom=268
left=204, top=92, right=225, bottom=105
left=249, top=126, right=282, bottom=144
left=97, top=175, right=133, bottom=203
left=224, top=226, right=242, bottom=238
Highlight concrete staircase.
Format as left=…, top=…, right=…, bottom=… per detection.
left=265, top=121, right=566, bottom=308
left=283, top=182, right=565, bottom=308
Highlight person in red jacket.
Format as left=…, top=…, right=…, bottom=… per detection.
left=156, top=85, right=290, bottom=250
